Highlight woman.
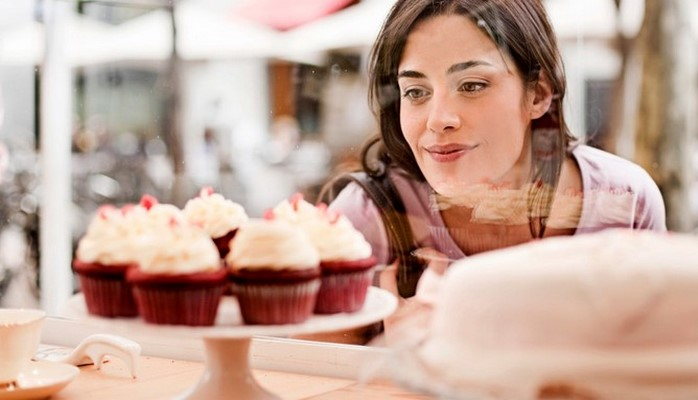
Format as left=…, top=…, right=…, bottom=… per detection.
left=322, top=0, right=665, bottom=343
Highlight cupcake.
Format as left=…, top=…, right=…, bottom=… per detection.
left=226, top=219, right=321, bottom=325
left=73, top=205, right=140, bottom=318
left=183, top=187, right=248, bottom=258
left=126, top=219, right=227, bottom=326
left=268, top=193, right=376, bottom=314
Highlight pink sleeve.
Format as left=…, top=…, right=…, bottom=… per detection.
left=574, top=145, right=668, bottom=233
left=327, top=182, right=392, bottom=266
left=634, top=173, right=667, bottom=231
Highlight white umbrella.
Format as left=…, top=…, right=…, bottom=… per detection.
left=544, top=0, right=619, bottom=40
left=0, top=21, right=43, bottom=65
left=278, top=0, right=396, bottom=63
left=108, top=0, right=282, bottom=62
left=104, top=7, right=171, bottom=62
left=0, top=15, right=116, bottom=66
left=179, top=2, right=281, bottom=60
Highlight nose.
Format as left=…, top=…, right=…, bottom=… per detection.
left=426, top=93, right=461, bottom=134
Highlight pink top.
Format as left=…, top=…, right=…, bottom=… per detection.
left=329, top=145, right=667, bottom=265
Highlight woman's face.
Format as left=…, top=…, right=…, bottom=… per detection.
left=397, top=14, right=537, bottom=197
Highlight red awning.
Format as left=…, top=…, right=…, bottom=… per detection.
left=232, top=0, right=357, bottom=31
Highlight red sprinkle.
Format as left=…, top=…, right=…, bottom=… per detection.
left=139, top=194, right=159, bottom=210
left=262, top=209, right=275, bottom=220
left=200, top=186, right=214, bottom=197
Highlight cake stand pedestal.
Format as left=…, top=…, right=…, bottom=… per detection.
left=62, top=287, right=397, bottom=400
left=176, top=338, right=278, bottom=400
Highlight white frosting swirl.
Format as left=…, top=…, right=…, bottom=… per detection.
left=298, top=215, right=372, bottom=261
left=270, top=195, right=319, bottom=224
left=76, top=206, right=142, bottom=265
left=271, top=196, right=372, bottom=261
left=134, top=222, right=220, bottom=274
left=183, top=189, right=248, bottom=238
left=226, top=219, right=319, bottom=271
left=142, top=203, right=186, bottom=226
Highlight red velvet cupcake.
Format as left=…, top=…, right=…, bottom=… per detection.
left=126, top=219, right=227, bottom=326
left=73, top=205, right=141, bottom=318
left=226, top=219, right=321, bottom=325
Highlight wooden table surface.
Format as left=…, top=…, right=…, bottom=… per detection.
left=52, top=354, right=433, bottom=400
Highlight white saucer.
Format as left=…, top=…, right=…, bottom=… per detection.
left=0, top=361, right=79, bottom=400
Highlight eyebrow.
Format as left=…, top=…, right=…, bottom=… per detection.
left=397, top=60, right=494, bottom=79
left=447, top=60, right=493, bottom=74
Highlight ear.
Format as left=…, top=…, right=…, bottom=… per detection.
left=529, top=73, right=554, bottom=120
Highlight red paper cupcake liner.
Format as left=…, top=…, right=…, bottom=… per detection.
left=232, top=279, right=320, bottom=325
left=314, top=267, right=375, bottom=314
left=127, top=268, right=227, bottom=326
left=131, top=285, right=226, bottom=326
left=76, top=274, right=139, bottom=318
left=72, top=260, right=138, bottom=318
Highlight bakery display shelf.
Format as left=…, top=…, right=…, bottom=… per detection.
left=61, top=287, right=398, bottom=400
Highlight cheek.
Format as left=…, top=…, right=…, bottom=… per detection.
left=399, top=108, right=422, bottom=149
left=487, top=116, right=528, bottom=162
left=489, top=99, right=530, bottom=148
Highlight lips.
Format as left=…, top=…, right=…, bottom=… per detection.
left=424, top=143, right=477, bottom=162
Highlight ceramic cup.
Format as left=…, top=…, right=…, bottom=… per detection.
left=0, top=308, right=46, bottom=386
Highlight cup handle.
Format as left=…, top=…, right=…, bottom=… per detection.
left=34, top=334, right=141, bottom=378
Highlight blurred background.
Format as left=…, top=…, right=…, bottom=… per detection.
left=0, top=0, right=696, bottom=311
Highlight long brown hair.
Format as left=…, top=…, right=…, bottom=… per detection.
left=365, top=0, right=577, bottom=237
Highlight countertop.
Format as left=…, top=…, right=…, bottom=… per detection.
left=51, top=354, right=431, bottom=399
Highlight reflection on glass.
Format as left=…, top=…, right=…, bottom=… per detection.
left=0, top=1, right=695, bottom=355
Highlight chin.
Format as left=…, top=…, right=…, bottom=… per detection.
left=427, top=176, right=483, bottom=198
left=421, top=162, right=491, bottom=198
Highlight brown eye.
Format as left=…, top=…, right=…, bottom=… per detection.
left=402, top=88, right=428, bottom=101
left=460, top=81, right=487, bottom=93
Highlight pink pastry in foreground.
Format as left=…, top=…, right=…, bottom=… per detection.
left=410, top=229, right=698, bottom=400
left=183, top=187, right=248, bottom=258
left=225, top=219, right=321, bottom=325
left=268, top=193, right=376, bottom=314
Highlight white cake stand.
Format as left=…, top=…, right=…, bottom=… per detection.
left=61, top=287, right=397, bottom=400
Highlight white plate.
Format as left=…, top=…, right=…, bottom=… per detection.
left=0, top=361, right=79, bottom=400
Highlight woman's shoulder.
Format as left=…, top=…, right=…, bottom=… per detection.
left=573, top=143, right=638, bottom=168
left=572, top=144, right=666, bottom=230
left=572, top=144, right=657, bottom=189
